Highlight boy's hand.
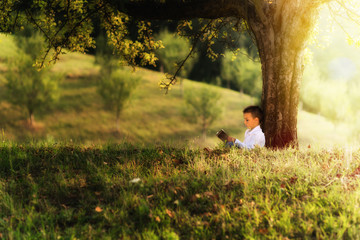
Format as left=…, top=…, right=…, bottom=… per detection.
left=227, top=136, right=236, bottom=143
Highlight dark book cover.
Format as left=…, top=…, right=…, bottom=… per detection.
left=216, top=129, right=229, bottom=142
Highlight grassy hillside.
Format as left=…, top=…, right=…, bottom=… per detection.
left=0, top=32, right=257, bottom=148
left=0, top=57, right=256, bottom=147
left=0, top=33, right=355, bottom=148
left=2, top=143, right=360, bottom=239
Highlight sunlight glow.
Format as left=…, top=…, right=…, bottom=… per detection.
left=328, top=57, right=356, bottom=81
left=299, top=1, right=360, bottom=148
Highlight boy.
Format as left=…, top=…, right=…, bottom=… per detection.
left=226, top=105, right=265, bottom=149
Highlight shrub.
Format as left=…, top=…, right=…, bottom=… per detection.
left=183, top=86, right=222, bottom=138
left=5, top=27, right=60, bottom=127
left=97, top=69, right=140, bottom=130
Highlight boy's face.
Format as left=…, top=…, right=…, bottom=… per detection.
left=243, top=112, right=260, bottom=130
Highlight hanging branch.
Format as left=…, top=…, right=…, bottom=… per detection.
left=327, top=0, right=360, bottom=47
left=26, top=2, right=105, bottom=68
left=159, top=18, right=237, bottom=93
left=159, top=19, right=216, bottom=93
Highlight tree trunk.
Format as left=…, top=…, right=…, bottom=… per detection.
left=260, top=46, right=303, bottom=148
left=202, top=116, right=207, bottom=140
left=247, top=1, right=320, bottom=148
left=180, top=78, right=184, bottom=97
left=116, top=109, right=120, bottom=132
left=160, top=64, right=164, bottom=73
left=29, top=112, right=34, bottom=127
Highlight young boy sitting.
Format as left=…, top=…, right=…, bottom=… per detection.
left=226, top=105, right=265, bottom=149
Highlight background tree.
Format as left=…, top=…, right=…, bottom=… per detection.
left=96, top=34, right=140, bottom=131
left=97, top=69, right=140, bottom=131
left=5, top=27, right=60, bottom=127
left=155, top=29, right=197, bottom=78
left=187, top=20, right=258, bottom=86
left=184, top=87, right=222, bottom=139
left=95, top=34, right=119, bottom=77
left=220, top=49, right=262, bottom=99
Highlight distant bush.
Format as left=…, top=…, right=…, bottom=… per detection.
left=220, top=50, right=262, bottom=98
left=183, top=86, right=222, bottom=138
left=95, top=34, right=140, bottom=131
left=97, top=69, right=140, bottom=130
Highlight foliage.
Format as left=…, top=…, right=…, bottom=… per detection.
left=0, top=1, right=164, bottom=68
left=155, top=29, right=197, bottom=78
left=95, top=33, right=140, bottom=130
left=2, top=143, right=360, bottom=238
left=95, top=34, right=120, bottom=80
left=4, top=28, right=60, bottom=126
left=97, top=68, right=140, bottom=130
left=187, top=27, right=257, bottom=87
left=102, top=14, right=163, bottom=67
left=94, top=34, right=117, bottom=68
left=0, top=33, right=17, bottom=60
left=183, top=87, right=222, bottom=138
left=157, top=18, right=251, bottom=90
left=221, top=49, right=262, bottom=98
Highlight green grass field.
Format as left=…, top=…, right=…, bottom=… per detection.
left=1, top=143, right=360, bottom=239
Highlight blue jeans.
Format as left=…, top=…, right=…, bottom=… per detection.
left=226, top=141, right=235, bottom=148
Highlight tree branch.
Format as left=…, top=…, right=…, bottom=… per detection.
left=116, top=0, right=253, bottom=20
left=159, top=20, right=215, bottom=92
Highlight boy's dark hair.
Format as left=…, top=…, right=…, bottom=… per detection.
left=243, top=106, right=263, bottom=123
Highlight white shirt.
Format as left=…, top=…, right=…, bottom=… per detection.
left=234, top=125, right=265, bottom=149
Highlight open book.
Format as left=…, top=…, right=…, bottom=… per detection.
left=216, top=129, right=229, bottom=142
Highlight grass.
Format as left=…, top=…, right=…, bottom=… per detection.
left=0, top=34, right=17, bottom=61
left=1, top=142, right=360, bottom=239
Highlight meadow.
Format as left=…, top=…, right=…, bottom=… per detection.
left=1, top=142, right=360, bottom=239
